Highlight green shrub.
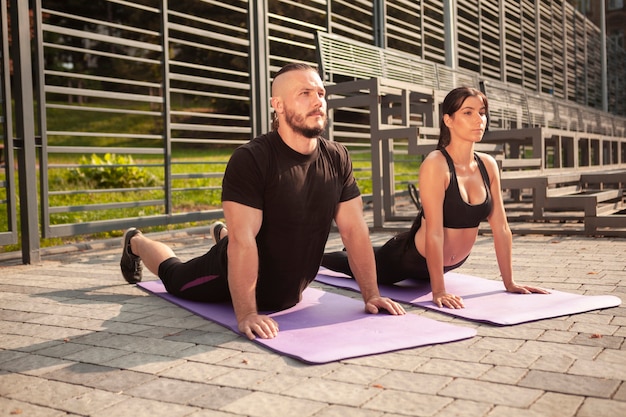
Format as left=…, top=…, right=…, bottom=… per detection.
left=67, top=153, right=158, bottom=189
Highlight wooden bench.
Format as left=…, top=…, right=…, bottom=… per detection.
left=580, top=170, right=626, bottom=189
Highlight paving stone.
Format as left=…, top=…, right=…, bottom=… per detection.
left=528, top=392, right=584, bottom=417
left=284, top=378, right=379, bottom=406
left=64, top=346, right=132, bottom=365
left=479, top=365, right=528, bottom=384
left=613, top=382, right=626, bottom=401
left=485, top=405, right=550, bottom=417
left=569, top=333, right=624, bottom=348
left=515, top=340, right=602, bottom=360
left=568, top=357, right=626, bottom=380
left=255, top=372, right=310, bottom=394
left=85, top=369, right=157, bottom=392
left=30, top=341, right=91, bottom=358
left=438, top=379, right=542, bottom=408
left=424, top=342, right=490, bottom=362
left=188, top=385, right=252, bottom=410
left=209, top=368, right=274, bottom=389
left=417, top=358, right=492, bottom=379
left=103, top=352, right=186, bottom=374
left=434, top=399, right=493, bottom=417
left=577, top=397, right=626, bottom=417
left=0, top=350, right=29, bottom=365
left=569, top=321, right=619, bottom=335
left=529, top=354, right=575, bottom=373
left=519, top=369, right=620, bottom=398
left=42, top=362, right=119, bottom=386
left=477, top=326, right=544, bottom=340
left=90, top=397, right=199, bottom=417
left=471, top=336, right=525, bottom=352
left=362, top=389, right=453, bottom=416
left=158, top=361, right=232, bottom=382
left=174, top=345, right=240, bottom=363
left=310, top=405, right=384, bottom=417
left=221, top=391, right=326, bottom=417
left=7, top=378, right=94, bottom=409
left=57, top=389, right=129, bottom=415
left=344, top=351, right=429, bottom=371
left=0, top=353, right=74, bottom=376
left=325, top=363, right=389, bottom=385
left=124, top=377, right=211, bottom=404
left=480, top=350, right=539, bottom=368
left=537, top=329, right=577, bottom=343
left=0, top=397, right=72, bottom=417
left=372, top=370, right=452, bottom=395
left=0, top=372, right=46, bottom=396
left=597, top=348, right=626, bottom=364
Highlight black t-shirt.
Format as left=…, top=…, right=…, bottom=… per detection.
left=221, top=131, right=360, bottom=310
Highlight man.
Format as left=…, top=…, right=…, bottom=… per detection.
left=120, top=63, right=405, bottom=340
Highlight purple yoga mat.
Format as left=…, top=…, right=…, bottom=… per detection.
left=316, top=268, right=622, bottom=325
left=138, top=280, right=477, bottom=364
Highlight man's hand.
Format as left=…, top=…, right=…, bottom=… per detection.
left=237, top=313, right=279, bottom=340
left=433, top=291, right=465, bottom=309
left=365, top=296, right=406, bottom=315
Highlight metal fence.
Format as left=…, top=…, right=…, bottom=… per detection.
left=2, top=0, right=626, bottom=263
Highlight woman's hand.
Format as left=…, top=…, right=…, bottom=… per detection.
left=505, top=283, right=550, bottom=295
left=432, top=291, right=465, bottom=309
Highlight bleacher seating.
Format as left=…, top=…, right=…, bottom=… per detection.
left=316, top=31, right=626, bottom=235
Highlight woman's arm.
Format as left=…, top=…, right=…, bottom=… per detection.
left=418, top=152, right=464, bottom=308
left=481, top=154, right=549, bottom=295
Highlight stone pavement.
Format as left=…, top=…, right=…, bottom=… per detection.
left=0, top=221, right=625, bottom=417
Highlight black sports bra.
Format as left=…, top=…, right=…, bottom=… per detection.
left=422, top=148, right=493, bottom=229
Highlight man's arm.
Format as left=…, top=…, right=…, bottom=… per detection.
left=223, top=200, right=279, bottom=339
left=334, top=197, right=405, bottom=315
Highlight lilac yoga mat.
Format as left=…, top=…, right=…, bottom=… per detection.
left=316, top=268, right=622, bottom=325
left=138, top=280, right=477, bottom=364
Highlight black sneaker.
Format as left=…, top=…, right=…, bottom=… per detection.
left=210, top=221, right=226, bottom=244
left=120, top=228, right=142, bottom=284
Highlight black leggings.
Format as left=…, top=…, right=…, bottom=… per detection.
left=321, top=230, right=467, bottom=285
left=157, top=236, right=231, bottom=303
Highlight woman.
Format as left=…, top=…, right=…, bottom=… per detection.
left=322, top=87, right=548, bottom=309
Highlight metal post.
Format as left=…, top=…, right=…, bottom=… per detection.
left=33, top=0, right=50, bottom=237
left=0, top=0, right=17, bottom=246
left=249, top=0, right=270, bottom=138
left=10, top=0, right=40, bottom=263
left=373, top=0, right=386, bottom=48
left=535, top=1, right=541, bottom=92
left=443, top=0, right=457, bottom=69
left=600, top=0, right=608, bottom=112
left=160, top=0, right=172, bottom=214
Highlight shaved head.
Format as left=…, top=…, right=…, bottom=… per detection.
left=270, top=63, right=326, bottom=136
left=271, top=63, right=319, bottom=97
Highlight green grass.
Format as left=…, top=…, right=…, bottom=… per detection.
left=1, top=103, right=422, bottom=252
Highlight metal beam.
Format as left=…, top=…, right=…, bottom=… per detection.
left=11, top=0, right=40, bottom=263
left=443, top=0, right=457, bottom=69
left=249, top=0, right=270, bottom=138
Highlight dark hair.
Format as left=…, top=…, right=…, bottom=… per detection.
left=437, top=87, right=488, bottom=149
left=271, top=63, right=319, bottom=130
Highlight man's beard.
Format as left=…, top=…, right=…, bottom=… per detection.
left=284, top=108, right=327, bottom=138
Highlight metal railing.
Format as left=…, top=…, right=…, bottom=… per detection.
left=2, top=0, right=625, bottom=263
